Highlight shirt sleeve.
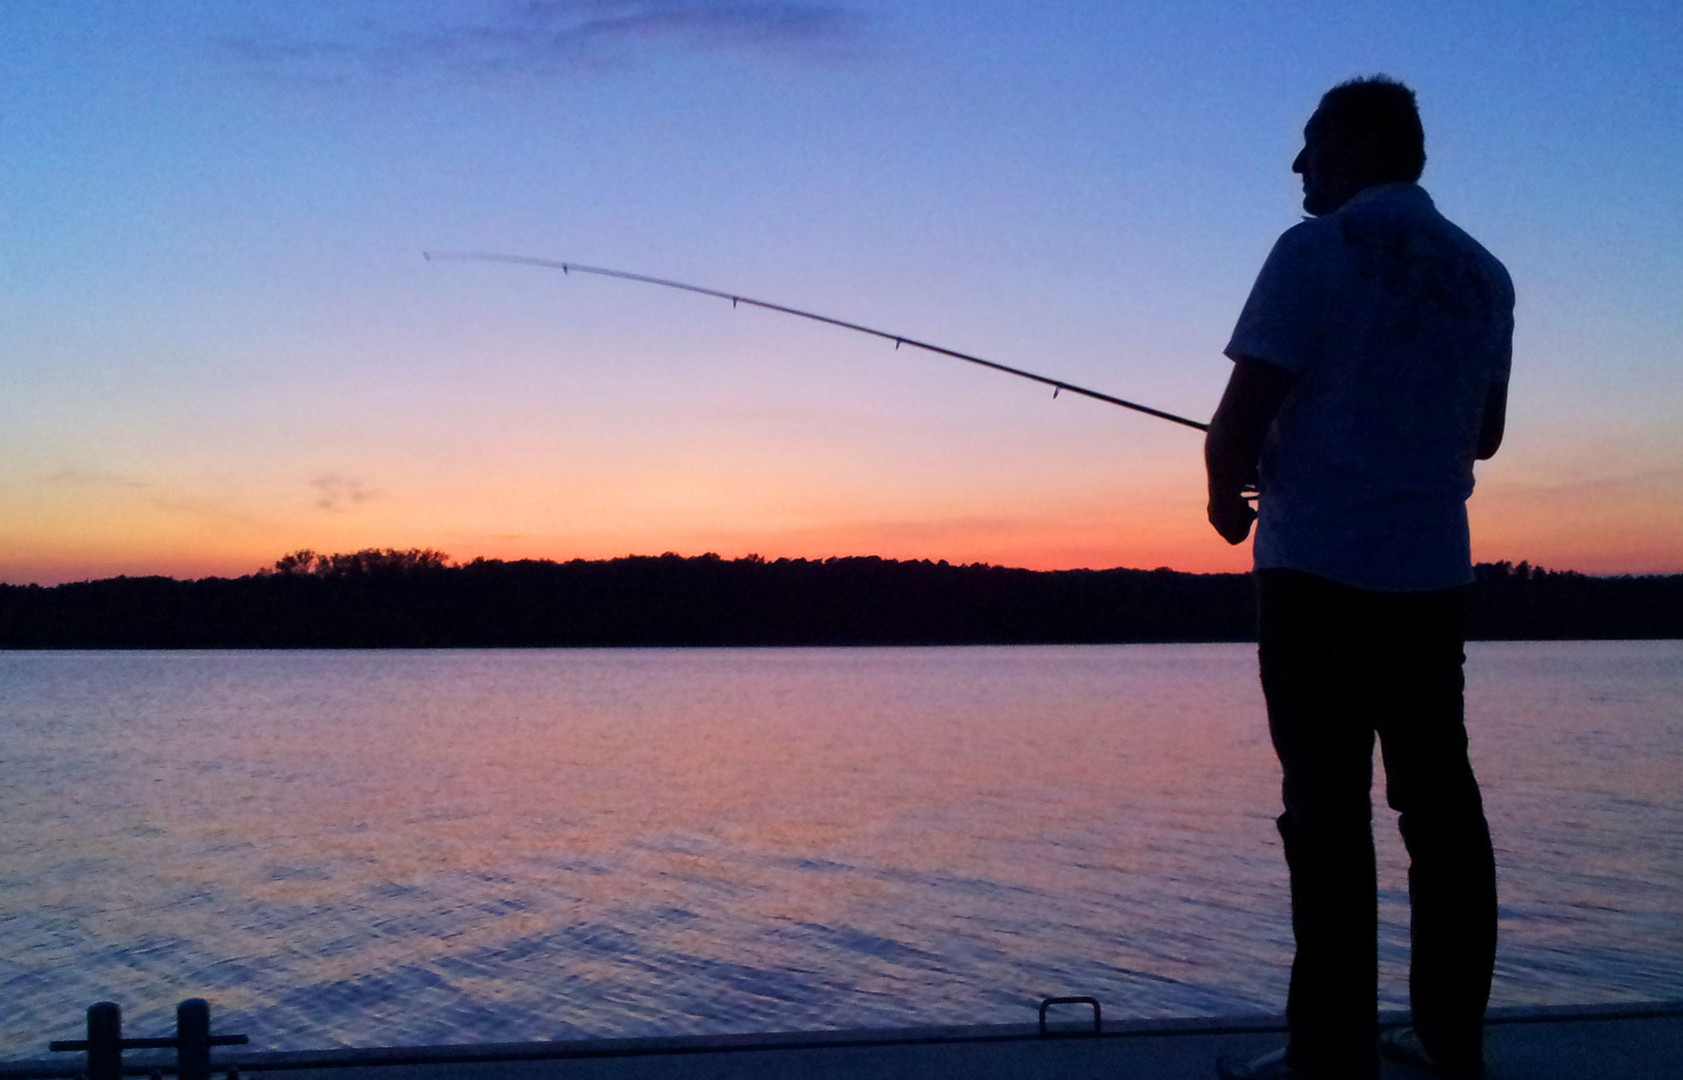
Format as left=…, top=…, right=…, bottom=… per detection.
left=1224, top=222, right=1324, bottom=376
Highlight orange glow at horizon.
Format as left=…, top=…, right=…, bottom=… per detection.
left=5, top=468, right=1678, bottom=585
left=5, top=367, right=1679, bottom=586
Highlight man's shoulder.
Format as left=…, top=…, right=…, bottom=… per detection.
left=1428, top=212, right=1515, bottom=305
left=1333, top=185, right=1516, bottom=314
left=1271, top=215, right=1334, bottom=252
left=1342, top=187, right=1511, bottom=280
left=1256, top=216, right=1336, bottom=281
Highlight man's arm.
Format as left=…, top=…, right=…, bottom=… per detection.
left=1476, top=380, right=1507, bottom=460
left=1205, top=357, right=1296, bottom=544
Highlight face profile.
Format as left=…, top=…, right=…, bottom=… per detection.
left=1289, top=81, right=1428, bottom=218
left=1291, top=111, right=1357, bottom=217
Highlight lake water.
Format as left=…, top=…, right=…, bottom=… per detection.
left=2, top=642, right=1680, bottom=1058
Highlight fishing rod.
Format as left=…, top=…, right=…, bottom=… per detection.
left=422, top=251, right=1210, bottom=433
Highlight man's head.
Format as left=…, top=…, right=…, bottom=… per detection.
left=1293, top=76, right=1426, bottom=216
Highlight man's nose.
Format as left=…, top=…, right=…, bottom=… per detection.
left=1292, top=147, right=1306, bottom=174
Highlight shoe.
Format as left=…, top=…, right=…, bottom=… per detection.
left=1215, top=1046, right=1304, bottom=1080
left=1379, top=1026, right=1484, bottom=1079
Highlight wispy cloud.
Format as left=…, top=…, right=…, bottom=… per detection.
left=311, top=474, right=379, bottom=511
left=43, top=467, right=155, bottom=490
left=41, top=466, right=276, bottom=528
left=223, top=1, right=869, bottom=82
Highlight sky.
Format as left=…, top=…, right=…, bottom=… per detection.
left=2, top=0, right=1680, bottom=584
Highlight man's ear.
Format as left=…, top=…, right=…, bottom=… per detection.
left=1349, top=129, right=1390, bottom=182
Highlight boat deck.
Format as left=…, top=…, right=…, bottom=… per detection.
left=7, top=1002, right=1679, bottom=1080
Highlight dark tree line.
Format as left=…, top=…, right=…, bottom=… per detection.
left=0, top=550, right=1677, bottom=649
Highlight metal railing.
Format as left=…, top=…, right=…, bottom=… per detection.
left=49, top=1002, right=246, bottom=1080
left=34, top=993, right=1120, bottom=1077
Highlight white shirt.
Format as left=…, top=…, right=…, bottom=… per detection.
left=1225, top=183, right=1515, bottom=591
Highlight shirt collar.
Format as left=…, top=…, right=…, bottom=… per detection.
left=1339, top=181, right=1433, bottom=213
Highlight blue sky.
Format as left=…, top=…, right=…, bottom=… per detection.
left=2, top=1, right=1679, bottom=582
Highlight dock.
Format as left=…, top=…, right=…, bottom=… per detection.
left=5, top=1001, right=1679, bottom=1080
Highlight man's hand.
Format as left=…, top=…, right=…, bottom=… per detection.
left=1208, top=492, right=1257, bottom=545
left=1204, top=356, right=1294, bottom=545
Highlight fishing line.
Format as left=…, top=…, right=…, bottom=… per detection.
left=422, top=251, right=1210, bottom=433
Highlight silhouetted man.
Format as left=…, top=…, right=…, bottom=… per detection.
left=1206, top=77, right=1512, bottom=1080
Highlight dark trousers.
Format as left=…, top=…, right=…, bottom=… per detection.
left=1257, top=569, right=1497, bottom=1080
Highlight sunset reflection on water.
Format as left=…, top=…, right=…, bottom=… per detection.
left=3, top=643, right=1679, bottom=1056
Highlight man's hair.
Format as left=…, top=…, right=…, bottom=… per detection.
left=1318, top=76, right=1426, bottom=183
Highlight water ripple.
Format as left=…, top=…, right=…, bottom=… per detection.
left=1, top=643, right=1679, bottom=1055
